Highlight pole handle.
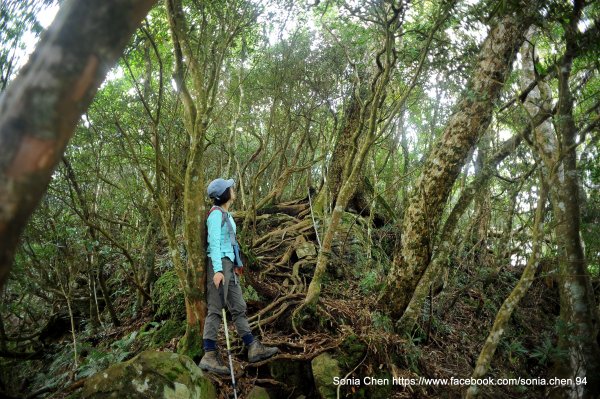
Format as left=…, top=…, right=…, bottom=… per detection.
left=218, top=282, right=226, bottom=308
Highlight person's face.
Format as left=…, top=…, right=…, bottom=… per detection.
left=229, top=187, right=236, bottom=203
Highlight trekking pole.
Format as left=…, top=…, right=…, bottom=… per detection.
left=218, top=283, right=238, bottom=399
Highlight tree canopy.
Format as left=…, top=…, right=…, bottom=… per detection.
left=1, top=0, right=599, bottom=398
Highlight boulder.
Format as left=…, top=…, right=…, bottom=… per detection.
left=82, top=350, right=216, bottom=399
left=311, top=352, right=340, bottom=399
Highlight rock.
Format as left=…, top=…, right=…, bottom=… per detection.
left=311, top=352, right=340, bottom=399
left=295, top=241, right=316, bottom=259
left=247, top=385, right=270, bottom=399
left=82, top=350, right=216, bottom=399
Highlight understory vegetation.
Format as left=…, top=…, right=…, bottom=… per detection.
left=0, top=0, right=599, bottom=398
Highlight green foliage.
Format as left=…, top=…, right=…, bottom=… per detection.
left=152, top=319, right=185, bottom=347
left=530, top=335, right=568, bottom=366
left=76, top=329, right=152, bottom=379
left=0, top=0, right=54, bottom=89
left=500, top=338, right=529, bottom=365
left=401, top=331, right=423, bottom=373
left=32, top=342, right=90, bottom=390
left=359, top=270, right=379, bottom=293
left=371, top=311, right=393, bottom=333
left=76, top=348, right=114, bottom=379
left=242, top=281, right=260, bottom=302
left=5, top=0, right=600, bottom=394
left=337, top=334, right=367, bottom=370
left=152, top=270, right=185, bottom=320
left=429, top=315, right=453, bottom=336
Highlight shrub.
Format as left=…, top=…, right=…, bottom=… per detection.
left=152, top=319, right=185, bottom=347
left=359, top=270, right=379, bottom=293
left=152, top=270, right=185, bottom=320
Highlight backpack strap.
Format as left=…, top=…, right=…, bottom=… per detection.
left=207, top=206, right=227, bottom=227
left=207, top=206, right=236, bottom=245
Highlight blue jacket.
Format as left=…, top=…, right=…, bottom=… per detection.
left=206, top=209, right=236, bottom=273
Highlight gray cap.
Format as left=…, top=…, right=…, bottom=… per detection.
left=207, top=178, right=235, bottom=199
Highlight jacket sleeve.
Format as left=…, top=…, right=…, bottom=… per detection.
left=207, top=211, right=223, bottom=273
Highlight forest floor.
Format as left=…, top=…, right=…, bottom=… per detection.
left=12, top=204, right=562, bottom=399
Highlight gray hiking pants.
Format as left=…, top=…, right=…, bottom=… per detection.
left=203, top=257, right=252, bottom=341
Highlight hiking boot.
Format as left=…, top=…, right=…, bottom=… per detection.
left=248, top=340, right=279, bottom=363
left=198, top=350, right=230, bottom=375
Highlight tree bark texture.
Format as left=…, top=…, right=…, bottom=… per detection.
left=165, top=0, right=208, bottom=357
left=521, top=20, right=600, bottom=398
left=396, top=131, right=526, bottom=332
left=165, top=0, right=254, bottom=356
left=0, top=0, right=156, bottom=287
left=304, top=5, right=403, bottom=307
left=380, top=4, right=537, bottom=319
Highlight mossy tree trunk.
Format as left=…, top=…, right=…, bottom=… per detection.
left=165, top=0, right=257, bottom=357
left=396, top=130, right=526, bottom=332
left=312, top=91, right=363, bottom=215
left=379, top=2, right=539, bottom=319
left=520, top=16, right=600, bottom=397
left=304, top=4, right=403, bottom=307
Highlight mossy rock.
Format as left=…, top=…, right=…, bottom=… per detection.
left=311, top=352, right=340, bottom=399
left=247, top=385, right=270, bottom=399
left=153, top=270, right=185, bottom=320
left=296, top=241, right=317, bottom=259
left=81, top=350, right=216, bottom=399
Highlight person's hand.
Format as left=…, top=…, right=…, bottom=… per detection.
left=234, top=266, right=244, bottom=276
left=213, top=272, right=224, bottom=288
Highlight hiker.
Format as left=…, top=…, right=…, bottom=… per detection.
left=198, top=178, right=279, bottom=375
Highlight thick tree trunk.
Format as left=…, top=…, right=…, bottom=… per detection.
left=179, top=141, right=209, bottom=357
left=552, top=24, right=600, bottom=397
left=312, top=91, right=362, bottom=214
left=165, top=0, right=251, bottom=357
left=0, top=0, right=155, bottom=288
left=165, top=0, right=208, bottom=357
left=397, top=131, right=525, bottom=332
left=326, top=92, right=362, bottom=205
left=521, top=21, right=600, bottom=397
left=304, top=5, right=403, bottom=307
left=380, top=4, right=536, bottom=319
